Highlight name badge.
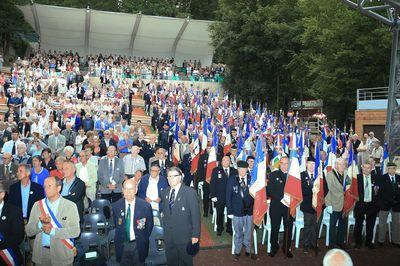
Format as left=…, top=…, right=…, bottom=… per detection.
left=118, top=218, right=122, bottom=225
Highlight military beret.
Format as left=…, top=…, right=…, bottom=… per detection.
left=237, top=160, right=249, bottom=168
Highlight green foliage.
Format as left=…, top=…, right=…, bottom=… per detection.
left=210, top=0, right=391, bottom=125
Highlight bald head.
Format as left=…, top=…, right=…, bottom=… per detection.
left=122, top=178, right=137, bottom=202
left=323, top=249, right=353, bottom=266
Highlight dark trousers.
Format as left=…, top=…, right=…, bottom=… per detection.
left=202, top=182, right=211, bottom=215
left=354, top=203, right=378, bottom=245
left=303, top=212, right=318, bottom=248
left=270, top=202, right=293, bottom=253
left=165, top=242, right=193, bottom=266
left=216, top=202, right=231, bottom=233
left=329, top=211, right=347, bottom=247
left=121, top=241, right=143, bottom=266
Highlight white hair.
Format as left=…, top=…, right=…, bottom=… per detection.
left=64, top=146, right=75, bottom=153
left=323, top=249, right=353, bottom=266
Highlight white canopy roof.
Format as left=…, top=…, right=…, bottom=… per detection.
left=18, top=3, right=215, bottom=65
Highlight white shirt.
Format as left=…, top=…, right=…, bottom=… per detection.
left=146, top=177, right=159, bottom=210
left=125, top=199, right=136, bottom=241
left=0, top=201, right=3, bottom=215
left=78, top=164, right=89, bottom=183
left=363, top=175, right=372, bottom=203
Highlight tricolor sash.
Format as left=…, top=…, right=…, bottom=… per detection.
left=38, top=199, right=74, bottom=249
left=0, top=233, right=18, bottom=266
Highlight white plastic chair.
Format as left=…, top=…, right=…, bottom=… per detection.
left=231, top=222, right=258, bottom=255
left=197, top=181, right=204, bottom=200
left=292, top=207, right=305, bottom=248
left=318, top=208, right=331, bottom=246
left=346, top=211, right=356, bottom=243
left=372, top=216, right=379, bottom=243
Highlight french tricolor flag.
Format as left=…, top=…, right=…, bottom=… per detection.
left=205, top=128, right=218, bottom=183
left=190, top=133, right=200, bottom=175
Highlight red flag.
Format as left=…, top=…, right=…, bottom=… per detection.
left=205, top=146, right=217, bottom=183
left=282, top=154, right=303, bottom=218
left=342, top=161, right=359, bottom=217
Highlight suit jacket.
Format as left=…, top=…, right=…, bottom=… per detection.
left=26, top=197, right=81, bottom=266
left=112, top=198, right=153, bottom=263
left=47, top=134, right=66, bottom=155
left=300, top=171, right=315, bottom=214
left=160, top=185, right=201, bottom=245
left=61, top=129, right=77, bottom=147
left=61, top=177, right=86, bottom=222
left=0, top=130, right=11, bottom=149
left=325, top=170, right=351, bottom=212
left=0, top=163, right=18, bottom=191
left=267, top=169, right=288, bottom=209
left=0, top=202, right=24, bottom=265
left=42, top=159, right=56, bottom=172
left=82, top=118, right=94, bottom=132
left=354, top=173, right=380, bottom=212
left=226, top=173, right=254, bottom=216
left=18, top=122, right=31, bottom=137
left=210, top=166, right=237, bottom=205
left=8, top=180, right=44, bottom=219
left=98, top=157, right=125, bottom=194
left=148, top=158, right=173, bottom=177
left=75, top=162, right=97, bottom=201
left=137, top=174, right=168, bottom=211
left=100, top=138, right=117, bottom=151
left=196, top=152, right=209, bottom=182
left=377, top=173, right=400, bottom=212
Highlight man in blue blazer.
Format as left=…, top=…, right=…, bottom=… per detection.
left=112, top=179, right=154, bottom=265
left=8, top=164, right=44, bottom=222
left=137, top=163, right=168, bottom=211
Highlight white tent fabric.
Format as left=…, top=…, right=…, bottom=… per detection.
left=18, top=4, right=215, bottom=66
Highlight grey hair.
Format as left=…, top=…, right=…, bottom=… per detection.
left=167, top=166, right=184, bottom=181
left=18, top=164, right=31, bottom=174
left=323, top=249, right=353, bottom=266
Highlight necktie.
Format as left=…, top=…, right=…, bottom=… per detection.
left=365, top=178, right=370, bottom=201
left=12, top=141, right=16, bottom=155
left=169, top=189, right=175, bottom=211
left=392, top=176, right=396, bottom=191
left=240, top=178, right=245, bottom=198
left=225, top=168, right=229, bottom=176
left=161, top=161, right=165, bottom=169
left=5, top=165, right=9, bottom=178
left=311, top=174, right=314, bottom=180
left=109, top=160, right=113, bottom=177
left=126, top=204, right=131, bottom=241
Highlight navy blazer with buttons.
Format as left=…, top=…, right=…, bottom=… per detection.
left=226, top=173, right=253, bottom=217
left=137, top=174, right=168, bottom=211
left=112, top=197, right=154, bottom=263
left=300, top=171, right=315, bottom=214
left=61, top=177, right=86, bottom=222
left=8, top=180, right=44, bottom=220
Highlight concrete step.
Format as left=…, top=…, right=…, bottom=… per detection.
left=132, top=99, right=145, bottom=107
left=131, top=115, right=151, bottom=126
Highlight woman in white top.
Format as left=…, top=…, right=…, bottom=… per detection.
left=75, top=128, right=87, bottom=153
left=357, top=135, right=369, bottom=166
left=76, top=150, right=98, bottom=203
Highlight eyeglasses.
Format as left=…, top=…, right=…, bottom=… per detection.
left=3, top=157, right=11, bottom=160
left=167, top=174, right=181, bottom=178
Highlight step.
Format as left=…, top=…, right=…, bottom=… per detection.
left=132, top=99, right=145, bottom=107
left=131, top=115, right=151, bottom=126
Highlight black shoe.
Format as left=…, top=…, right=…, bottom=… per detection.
left=233, top=254, right=240, bottom=261
left=245, top=252, right=250, bottom=257
left=303, top=247, right=309, bottom=254
left=314, top=247, right=319, bottom=256
left=250, top=254, right=258, bottom=260
left=391, top=243, right=400, bottom=248
left=268, top=249, right=278, bottom=257
left=226, top=230, right=233, bottom=236
left=366, top=243, right=376, bottom=249
left=286, top=250, right=293, bottom=258
left=217, top=231, right=222, bottom=236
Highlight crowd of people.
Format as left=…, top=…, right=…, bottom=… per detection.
left=0, top=50, right=398, bottom=266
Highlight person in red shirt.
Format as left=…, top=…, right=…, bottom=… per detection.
left=49, top=156, right=65, bottom=179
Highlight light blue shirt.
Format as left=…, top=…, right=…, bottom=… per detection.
left=61, top=177, right=75, bottom=197
left=21, top=181, right=31, bottom=218
left=40, top=197, right=61, bottom=247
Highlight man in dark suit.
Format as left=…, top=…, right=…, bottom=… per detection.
left=150, top=148, right=173, bottom=178
left=0, top=153, right=18, bottom=191
left=142, top=135, right=158, bottom=170
left=226, top=160, right=254, bottom=261
left=158, top=123, right=173, bottom=153
left=17, top=117, right=30, bottom=138
left=197, top=148, right=211, bottom=217
left=82, top=113, right=94, bottom=132
left=354, top=160, right=380, bottom=249
left=100, top=130, right=117, bottom=151
left=300, top=157, right=318, bottom=254
left=121, top=101, right=131, bottom=124
left=267, top=157, right=294, bottom=258
left=113, top=179, right=153, bottom=265
left=161, top=166, right=200, bottom=266
left=0, top=122, right=11, bottom=149
left=210, top=155, right=237, bottom=236
left=0, top=182, right=24, bottom=265
left=377, top=161, right=400, bottom=247
left=8, top=164, right=44, bottom=222
left=60, top=161, right=86, bottom=222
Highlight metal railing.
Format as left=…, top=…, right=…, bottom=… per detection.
left=357, top=86, right=400, bottom=109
